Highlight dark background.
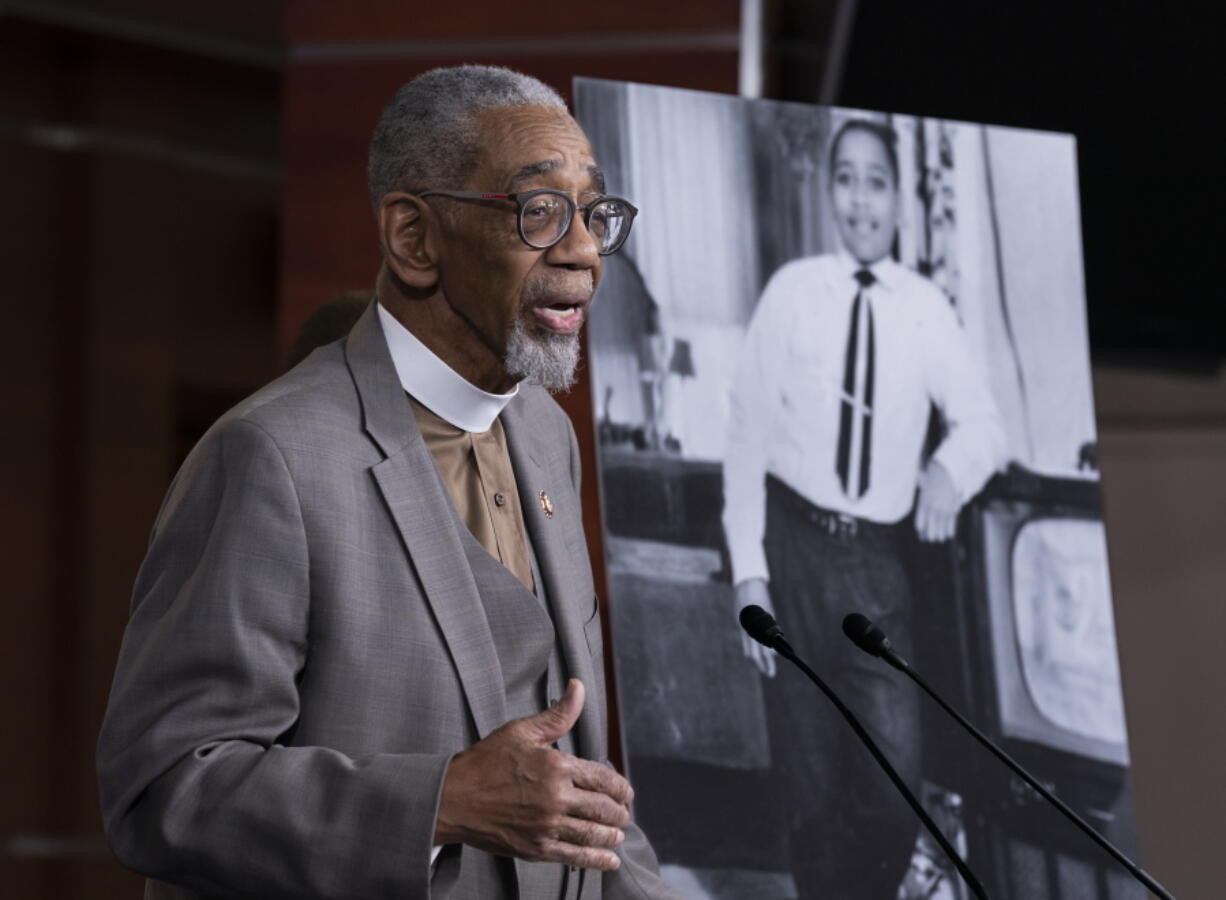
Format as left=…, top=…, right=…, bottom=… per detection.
left=775, top=0, right=1222, bottom=367
left=1, top=1, right=1220, bottom=897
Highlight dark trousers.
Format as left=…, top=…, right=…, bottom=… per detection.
left=762, top=476, right=921, bottom=899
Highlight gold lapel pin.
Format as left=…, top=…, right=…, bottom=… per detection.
left=539, top=491, right=554, bottom=518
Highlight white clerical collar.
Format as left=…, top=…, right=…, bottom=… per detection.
left=835, top=248, right=900, bottom=291
left=376, top=301, right=517, bottom=433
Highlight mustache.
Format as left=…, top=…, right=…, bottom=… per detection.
left=521, top=270, right=594, bottom=306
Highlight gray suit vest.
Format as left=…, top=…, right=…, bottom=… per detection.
left=448, top=510, right=589, bottom=900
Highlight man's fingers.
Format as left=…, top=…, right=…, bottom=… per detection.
left=569, top=759, right=634, bottom=808
left=563, top=785, right=633, bottom=829
left=533, top=839, right=622, bottom=871
left=553, top=815, right=626, bottom=850
left=515, top=678, right=585, bottom=746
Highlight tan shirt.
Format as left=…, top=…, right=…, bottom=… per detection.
left=409, top=396, right=535, bottom=592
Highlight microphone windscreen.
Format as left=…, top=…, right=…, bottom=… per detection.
left=842, top=612, right=888, bottom=657
left=739, top=604, right=783, bottom=647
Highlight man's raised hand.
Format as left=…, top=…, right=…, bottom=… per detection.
left=434, top=679, right=631, bottom=870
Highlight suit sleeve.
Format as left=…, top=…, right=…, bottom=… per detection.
left=96, top=417, right=450, bottom=900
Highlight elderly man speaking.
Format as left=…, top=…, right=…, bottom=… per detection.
left=97, top=65, right=679, bottom=900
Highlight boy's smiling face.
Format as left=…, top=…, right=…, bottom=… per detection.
left=830, top=127, right=900, bottom=265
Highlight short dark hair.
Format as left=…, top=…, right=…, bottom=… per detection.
left=827, top=118, right=900, bottom=187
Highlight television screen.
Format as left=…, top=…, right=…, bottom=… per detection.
left=1013, top=519, right=1127, bottom=746
left=982, top=508, right=1128, bottom=765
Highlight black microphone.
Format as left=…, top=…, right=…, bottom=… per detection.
left=739, top=605, right=988, bottom=900
left=738, top=604, right=792, bottom=655
left=843, top=612, right=907, bottom=670
left=842, top=612, right=1175, bottom=900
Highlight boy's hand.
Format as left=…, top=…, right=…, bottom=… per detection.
left=735, top=578, right=777, bottom=677
left=915, top=461, right=959, bottom=542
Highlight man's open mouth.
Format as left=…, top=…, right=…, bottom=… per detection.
left=532, top=301, right=587, bottom=334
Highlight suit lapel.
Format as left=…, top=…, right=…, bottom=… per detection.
left=346, top=304, right=507, bottom=740
left=502, top=396, right=603, bottom=760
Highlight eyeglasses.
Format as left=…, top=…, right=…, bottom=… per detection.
left=416, top=188, right=638, bottom=256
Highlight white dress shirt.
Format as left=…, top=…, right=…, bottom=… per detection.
left=722, top=252, right=1006, bottom=585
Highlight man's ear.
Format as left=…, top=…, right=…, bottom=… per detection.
left=378, top=192, right=440, bottom=290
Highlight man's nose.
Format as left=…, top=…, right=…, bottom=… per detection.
left=547, top=211, right=600, bottom=268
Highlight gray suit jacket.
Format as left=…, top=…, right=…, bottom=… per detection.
left=97, top=304, right=677, bottom=900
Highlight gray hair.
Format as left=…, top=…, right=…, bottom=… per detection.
left=367, top=65, right=567, bottom=213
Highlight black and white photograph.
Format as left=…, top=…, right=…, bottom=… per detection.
left=576, top=77, right=1141, bottom=900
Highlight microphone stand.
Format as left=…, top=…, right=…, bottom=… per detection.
left=850, top=622, right=1174, bottom=900
left=763, top=633, right=990, bottom=899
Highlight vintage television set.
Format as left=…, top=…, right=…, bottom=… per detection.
left=914, top=465, right=1142, bottom=900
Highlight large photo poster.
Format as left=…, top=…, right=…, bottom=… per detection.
left=575, top=79, right=1142, bottom=899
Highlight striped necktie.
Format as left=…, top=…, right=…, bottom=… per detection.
left=836, top=268, right=876, bottom=499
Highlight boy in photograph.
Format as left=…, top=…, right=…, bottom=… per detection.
left=722, top=119, right=1005, bottom=897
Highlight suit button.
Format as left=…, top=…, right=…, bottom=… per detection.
left=493, top=491, right=506, bottom=507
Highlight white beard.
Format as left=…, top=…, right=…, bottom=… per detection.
left=503, top=317, right=581, bottom=392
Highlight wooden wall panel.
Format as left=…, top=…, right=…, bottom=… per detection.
left=12, top=0, right=285, bottom=45
left=0, top=138, right=73, bottom=900
left=0, top=25, right=106, bottom=894
left=1, top=17, right=276, bottom=896
left=287, top=0, right=740, bottom=41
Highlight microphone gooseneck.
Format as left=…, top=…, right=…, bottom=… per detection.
left=842, top=612, right=1176, bottom=900
left=739, top=606, right=988, bottom=900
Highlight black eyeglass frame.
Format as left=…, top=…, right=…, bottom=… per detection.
left=416, top=188, right=638, bottom=255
